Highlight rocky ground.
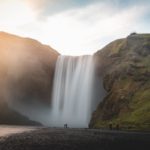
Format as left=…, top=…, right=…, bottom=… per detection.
left=0, top=127, right=150, bottom=150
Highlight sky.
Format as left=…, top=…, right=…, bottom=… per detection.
left=0, top=0, right=150, bottom=55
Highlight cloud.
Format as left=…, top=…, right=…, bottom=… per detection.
left=19, top=1, right=149, bottom=55
left=1, top=0, right=150, bottom=55
left=0, top=0, right=36, bottom=34
left=25, top=0, right=150, bottom=19
left=25, top=0, right=99, bottom=19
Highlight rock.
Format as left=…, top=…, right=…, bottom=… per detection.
left=90, top=33, right=150, bottom=130
left=0, top=101, right=41, bottom=125
left=0, top=32, right=59, bottom=125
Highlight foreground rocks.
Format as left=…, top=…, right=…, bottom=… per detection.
left=0, top=127, right=150, bottom=150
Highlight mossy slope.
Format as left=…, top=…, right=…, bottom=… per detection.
left=90, top=34, right=150, bottom=130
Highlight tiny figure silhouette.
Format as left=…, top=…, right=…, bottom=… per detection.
left=64, top=124, right=68, bottom=128
left=109, top=123, right=113, bottom=130
left=116, top=124, right=120, bottom=130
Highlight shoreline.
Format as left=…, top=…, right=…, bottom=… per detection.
left=0, top=126, right=150, bottom=150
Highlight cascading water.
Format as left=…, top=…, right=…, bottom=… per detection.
left=50, top=55, right=95, bottom=128
left=9, top=55, right=106, bottom=127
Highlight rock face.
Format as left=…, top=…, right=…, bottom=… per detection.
left=0, top=32, right=59, bottom=125
left=90, top=34, right=150, bottom=130
left=0, top=101, right=41, bottom=125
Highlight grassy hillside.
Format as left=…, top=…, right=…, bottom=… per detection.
left=90, top=33, right=150, bottom=130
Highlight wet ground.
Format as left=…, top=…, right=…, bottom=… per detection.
left=0, top=125, right=37, bottom=137
left=0, top=126, right=150, bottom=150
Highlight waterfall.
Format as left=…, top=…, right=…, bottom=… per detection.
left=50, top=55, right=95, bottom=128
left=8, top=55, right=106, bottom=127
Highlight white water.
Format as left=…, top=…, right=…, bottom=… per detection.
left=8, top=55, right=106, bottom=127
left=50, top=55, right=95, bottom=128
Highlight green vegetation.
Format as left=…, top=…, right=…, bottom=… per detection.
left=90, top=33, right=150, bottom=131
left=109, top=39, right=126, bottom=55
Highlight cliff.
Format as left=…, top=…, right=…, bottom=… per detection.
left=0, top=101, right=41, bottom=125
left=90, top=33, right=150, bottom=130
left=0, top=32, right=59, bottom=125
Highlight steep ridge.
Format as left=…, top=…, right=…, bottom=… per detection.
left=0, top=32, right=59, bottom=125
left=90, top=33, right=150, bottom=130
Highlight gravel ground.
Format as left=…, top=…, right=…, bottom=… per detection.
left=0, top=127, right=150, bottom=150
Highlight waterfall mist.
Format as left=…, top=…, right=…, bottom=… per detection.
left=10, top=55, right=106, bottom=128
left=50, top=55, right=95, bottom=128
left=4, top=50, right=105, bottom=127
left=6, top=53, right=106, bottom=128
left=15, top=55, right=105, bottom=128
left=0, top=32, right=105, bottom=127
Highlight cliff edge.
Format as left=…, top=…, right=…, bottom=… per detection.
left=90, top=33, right=150, bottom=130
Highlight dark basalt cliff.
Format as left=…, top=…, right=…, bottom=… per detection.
left=0, top=32, right=59, bottom=125
left=90, top=33, right=150, bottom=130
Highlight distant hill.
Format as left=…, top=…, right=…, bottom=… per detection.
left=90, top=33, right=150, bottom=130
left=0, top=32, right=59, bottom=125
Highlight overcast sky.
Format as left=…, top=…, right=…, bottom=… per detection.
left=0, top=0, right=150, bottom=55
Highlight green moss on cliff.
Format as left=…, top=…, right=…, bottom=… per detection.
left=90, top=33, right=150, bottom=131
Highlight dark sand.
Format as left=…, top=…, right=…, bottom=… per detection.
left=0, top=127, right=150, bottom=150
